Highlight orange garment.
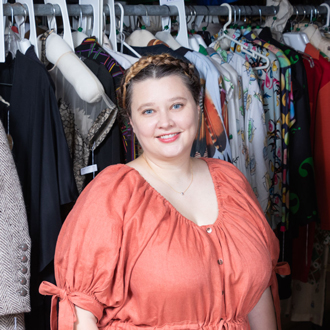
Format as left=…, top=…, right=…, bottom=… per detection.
left=40, top=158, right=289, bottom=330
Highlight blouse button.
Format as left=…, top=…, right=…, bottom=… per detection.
left=218, top=259, right=223, bottom=265
left=206, top=227, right=212, bottom=234
left=19, top=277, right=27, bottom=285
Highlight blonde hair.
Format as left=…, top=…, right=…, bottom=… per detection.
left=117, top=53, right=200, bottom=120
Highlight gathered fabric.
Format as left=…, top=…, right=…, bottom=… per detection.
left=40, top=158, right=289, bottom=330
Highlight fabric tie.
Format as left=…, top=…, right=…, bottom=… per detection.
left=39, top=281, right=77, bottom=330
left=274, top=261, right=290, bottom=276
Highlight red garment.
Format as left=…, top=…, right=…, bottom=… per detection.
left=40, top=159, right=289, bottom=330
left=304, top=44, right=330, bottom=230
left=291, top=58, right=322, bottom=282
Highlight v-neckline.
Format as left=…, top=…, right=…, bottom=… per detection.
left=124, top=158, right=223, bottom=228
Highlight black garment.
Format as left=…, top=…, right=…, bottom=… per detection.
left=196, top=30, right=213, bottom=46
left=259, top=27, right=318, bottom=232
left=0, top=53, right=15, bottom=130
left=82, top=59, right=125, bottom=187
left=123, top=43, right=189, bottom=62
left=10, top=47, right=78, bottom=330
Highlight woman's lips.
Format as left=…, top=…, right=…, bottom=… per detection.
left=157, top=132, right=180, bottom=143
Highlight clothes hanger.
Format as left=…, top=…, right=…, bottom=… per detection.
left=13, top=2, right=32, bottom=54
left=79, top=0, right=102, bottom=44
left=44, top=0, right=74, bottom=50
left=104, top=0, right=117, bottom=51
left=71, top=7, right=89, bottom=48
left=283, top=7, right=309, bottom=52
left=216, top=3, right=270, bottom=71
left=4, top=4, right=20, bottom=59
left=320, top=3, right=330, bottom=32
left=115, top=2, right=141, bottom=58
left=159, top=0, right=190, bottom=49
left=17, top=0, right=39, bottom=57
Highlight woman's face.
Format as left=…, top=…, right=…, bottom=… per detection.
left=130, top=75, right=200, bottom=161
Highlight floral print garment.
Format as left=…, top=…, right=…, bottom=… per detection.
left=216, top=48, right=269, bottom=213
left=229, top=29, right=282, bottom=228
left=244, top=29, right=293, bottom=231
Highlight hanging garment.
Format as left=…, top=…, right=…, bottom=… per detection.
left=50, top=66, right=118, bottom=193
left=0, top=53, right=15, bottom=129
left=182, top=50, right=232, bottom=162
left=9, top=46, right=78, bottom=330
left=75, top=37, right=136, bottom=162
left=40, top=158, right=289, bottom=330
left=303, top=43, right=330, bottom=231
left=259, top=27, right=318, bottom=230
left=226, top=28, right=282, bottom=228
left=82, top=59, right=125, bottom=185
left=244, top=30, right=293, bottom=231
left=214, top=49, right=268, bottom=213
left=294, top=24, right=330, bottom=58
left=206, top=47, right=249, bottom=181
left=0, top=120, right=31, bottom=330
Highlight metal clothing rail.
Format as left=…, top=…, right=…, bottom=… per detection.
left=2, top=3, right=329, bottom=17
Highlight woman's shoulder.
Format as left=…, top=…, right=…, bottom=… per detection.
left=75, top=164, right=150, bottom=209
left=202, top=158, right=247, bottom=184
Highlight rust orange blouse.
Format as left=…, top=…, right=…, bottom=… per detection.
left=40, top=158, right=289, bottom=330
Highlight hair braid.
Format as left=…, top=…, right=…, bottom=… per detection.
left=118, top=54, right=201, bottom=120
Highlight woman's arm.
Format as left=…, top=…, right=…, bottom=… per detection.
left=74, top=306, right=98, bottom=330
left=248, top=287, right=277, bottom=330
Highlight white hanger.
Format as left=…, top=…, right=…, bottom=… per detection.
left=13, top=3, right=31, bottom=55
left=282, top=8, right=308, bottom=52
left=159, top=0, right=190, bottom=49
left=217, top=4, right=270, bottom=71
left=0, top=1, right=5, bottom=62
left=104, top=0, right=117, bottom=51
left=79, top=0, right=103, bottom=44
left=17, top=0, right=38, bottom=56
left=115, top=2, right=141, bottom=58
left=320, top=3, right=330, bottom=30
left=44, top=0, right=74, bottom=50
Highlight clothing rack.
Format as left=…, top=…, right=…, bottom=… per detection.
left=1, top=3, right=329, bottom=17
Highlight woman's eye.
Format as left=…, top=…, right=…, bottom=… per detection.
left=172, top=103, right=183, bottom=110
left=143, top=109, right=154, bottom=115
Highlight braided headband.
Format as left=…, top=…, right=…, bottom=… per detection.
left=120, top=54, right=196, bottom=109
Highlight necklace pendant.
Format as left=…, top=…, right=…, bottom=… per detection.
left=181, top=192, right=184, bottom=196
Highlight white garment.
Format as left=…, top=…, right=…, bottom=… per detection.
left=102, top=46, right=138, bottom=69
left=207, top=50, right=248, bottom=181
left=155, top=31, right=181, bottom=50
left=223, top=51, right=268, bottom=212
left=126, top=30, right=157, bottom=47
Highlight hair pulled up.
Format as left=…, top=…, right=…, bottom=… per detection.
left=117, top=53, right=201, bottom=120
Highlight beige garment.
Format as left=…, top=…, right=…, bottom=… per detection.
left=294, top=24, right=330, bottom=57
left=126, top=29, right=157, bottom=47
left=0, top=121, right=31, bottom=329
left=265, top=0, right=294, bottom=41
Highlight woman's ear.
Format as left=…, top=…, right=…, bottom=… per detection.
left=129, top=118, right=135, bottom=132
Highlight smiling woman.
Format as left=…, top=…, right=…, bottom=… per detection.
left=39, top=54, right=286, bottom=330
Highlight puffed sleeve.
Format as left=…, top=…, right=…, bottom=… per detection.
left=39, top=165, right=132, bottom=330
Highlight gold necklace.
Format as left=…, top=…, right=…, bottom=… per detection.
left=143, top=154, right=194, bottom=196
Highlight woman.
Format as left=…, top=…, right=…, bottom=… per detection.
left=40, top=54, right=287, bottom=330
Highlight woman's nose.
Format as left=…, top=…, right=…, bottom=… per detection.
left=157, top=110, right=174, bottom=129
